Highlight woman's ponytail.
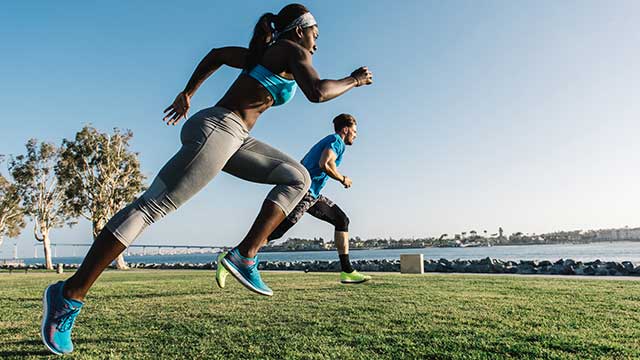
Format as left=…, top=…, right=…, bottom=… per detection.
left=245, top=12, right=277, bottom=71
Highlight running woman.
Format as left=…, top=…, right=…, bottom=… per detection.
left=41, top=4, right=372, bottom=355
left=216, top=114, right=370, bottom=286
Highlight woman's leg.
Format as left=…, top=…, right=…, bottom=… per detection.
left=216, top=137, right=310, bottom=295
left=63, top=108, right=247, bottom=300
left=42, top=108, right=249, bottom=355
left=63, top=230, right=126, bottom=300
left=222, top=137, right=311, bottom=258
left=267, top=192, right=317, bottom=241
left=236, top=200, right=286, bottom=258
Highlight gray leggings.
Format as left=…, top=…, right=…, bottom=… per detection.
left=106, top=106, right=311, bottom=247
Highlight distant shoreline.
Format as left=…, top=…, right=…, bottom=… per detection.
left=261, top=239, right=640, bottom=253
left=4, top=257, right=640, bottom=277
left=9, top=240, right=640, bottom=264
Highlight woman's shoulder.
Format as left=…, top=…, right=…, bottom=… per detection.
left=267, top=40, right=310, bottom=60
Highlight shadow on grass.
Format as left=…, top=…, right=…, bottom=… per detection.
left=1, top=337, right=136, bottom=358
left=5, top=297, right=41, bottom=303
left=0, top=339, right=50, bottom=357
left=92, top=290, right=206, bottom=301
left=3, top=339, right=42, bottom=347
left=0, top=350, right=52, bottom=357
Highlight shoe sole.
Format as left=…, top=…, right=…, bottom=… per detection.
left=215, top=253, right=227, bottom=289
left=341, top=278, right=371, bottom=284
left=221, top=257, right=273, bottom=297
left=215, top=269, right=225, bottom=289
left=41, top=284, right=64, bottom=356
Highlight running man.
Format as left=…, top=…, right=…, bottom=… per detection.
left=217, top=113, right=371, bottom=285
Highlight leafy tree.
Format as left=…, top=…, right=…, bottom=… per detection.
left=57, top=126, right=146, bottom=269
left=434, top=233, right=448, bottom=246
left=0, top=157, right=26, bottom=251
left=9, top=141, right=71, bottom=269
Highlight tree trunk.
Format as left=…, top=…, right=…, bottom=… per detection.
left=114, top=253, right=128, bottom=270
left=42, top=232, right=53, bottom=270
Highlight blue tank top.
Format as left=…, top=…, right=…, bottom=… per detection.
left=243, top=64, right=298, bottom=106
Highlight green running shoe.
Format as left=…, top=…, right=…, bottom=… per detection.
left=216, top=251, right=229, bottom=288
left=340, top=270, right=372, bottom=284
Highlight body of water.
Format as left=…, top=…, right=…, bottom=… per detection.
left=20, top=241, right=640, bottom=265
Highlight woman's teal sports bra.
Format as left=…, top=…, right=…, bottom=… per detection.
left=243, top=64, right=298, bottom=106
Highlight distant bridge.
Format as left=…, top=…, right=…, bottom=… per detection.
left=33, top=243, right=229, bottom=258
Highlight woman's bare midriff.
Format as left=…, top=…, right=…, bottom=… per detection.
left=216, top=75, right=277, bottom=131
left=215, top=42, right=298, bottom=131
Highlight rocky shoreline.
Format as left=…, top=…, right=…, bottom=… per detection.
left=2, top=258, right=639, bottom=276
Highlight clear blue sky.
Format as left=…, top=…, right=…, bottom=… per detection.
left=2, top=1, right=639, bottom=257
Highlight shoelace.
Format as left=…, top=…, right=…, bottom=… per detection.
left=248, top=257, right=259, bottom=275
left=55, top=307, right=80, bottom=332
left=242, top=256, right=258, bottom=275
left=232, top=251, right=259, bottom=276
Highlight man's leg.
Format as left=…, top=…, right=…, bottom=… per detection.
left=307, top=196, right=353, bottom=272
left=306, top=196, right=369, bottom=282
left=334, top=230, right=354, bottom=273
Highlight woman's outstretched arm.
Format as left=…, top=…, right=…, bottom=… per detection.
left=183, top=47, right=248, bottom=97
left=288, top=45, right=373, bottom=103
left=163, top=47, right=248, bottom=125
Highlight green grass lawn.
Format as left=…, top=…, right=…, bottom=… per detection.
left=1, top=270, right=639, bottom=359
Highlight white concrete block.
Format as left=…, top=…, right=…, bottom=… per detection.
left=400, top=254, right=424, bottom=274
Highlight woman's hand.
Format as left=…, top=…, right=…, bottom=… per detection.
left=163, top=92, right=191, bottom=126
left=350, top=66, right=373, bottom=87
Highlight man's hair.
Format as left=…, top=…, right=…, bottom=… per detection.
left=333, top=113, right=357, bottom=132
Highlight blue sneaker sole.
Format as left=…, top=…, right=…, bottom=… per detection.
left=221, top=257, right=273, bottom=297
left=41, top=284, right=64, bottom=355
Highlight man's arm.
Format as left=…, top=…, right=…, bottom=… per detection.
left=319, top=148, right=352, bottom=188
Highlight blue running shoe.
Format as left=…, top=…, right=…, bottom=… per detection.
left=41, top=281, right=84, bottom=355
left=221, top=248, right=273, bottom=296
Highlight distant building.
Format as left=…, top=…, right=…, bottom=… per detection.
left=595, top=227, right=640, bottom=241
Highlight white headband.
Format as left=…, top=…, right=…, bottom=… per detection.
left=273, top=12, right=317, bottom=41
